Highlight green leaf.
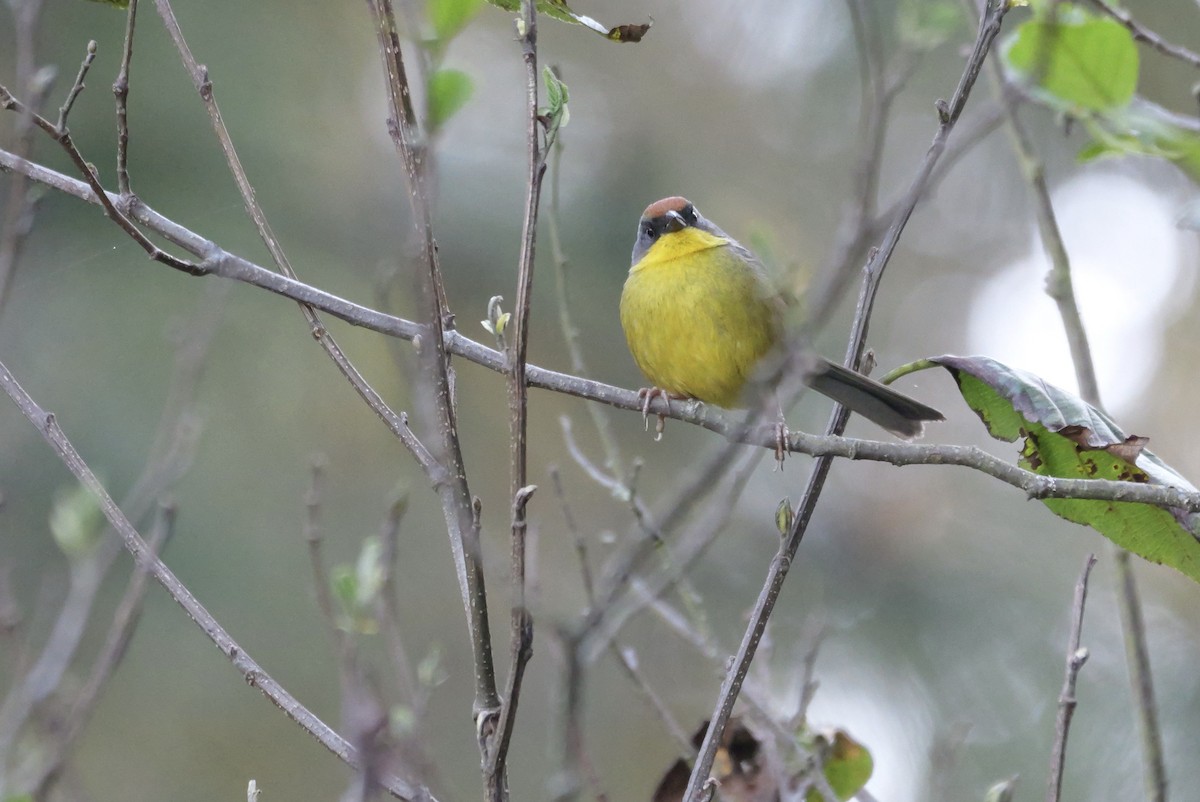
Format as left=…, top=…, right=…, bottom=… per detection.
left=331, top=565, right=358, bottom=611
left=390, top=704, right=417, bottom=735
left=330, top=561, right=380, bottom=635
left=1005, top=13, right=1138, bottom=111
left=925, top=355, right=1200, bottom=583
left=775, top=497, right=794, bottom=536
left=803, top=730, right=873, bottom=802
left=540, top=66, right=570, bottom=132
left=485, top=0, right=651, bottom=42
left=1072, top=104, right=1200, bottom=184
left=50, top=482, right=104, bottom=559
left=354, top=536, right=385, bottom=607
left=428, top=68, right=474, bottom=130
left=430, top=0, right=485, bottom=41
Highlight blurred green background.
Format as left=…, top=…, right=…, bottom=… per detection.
left=2, top=1, right=1200, bottom=800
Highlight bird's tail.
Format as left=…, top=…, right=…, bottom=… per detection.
left=806, top=357, right=943, bottom=439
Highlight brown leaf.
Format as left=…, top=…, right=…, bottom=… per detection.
left=607, top=21, right=653, bottom=42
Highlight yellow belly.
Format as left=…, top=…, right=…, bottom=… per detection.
left=620, top=243, right=779, bottom=408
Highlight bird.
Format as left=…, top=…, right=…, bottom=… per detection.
left=619, top=196, right=943, bottom=445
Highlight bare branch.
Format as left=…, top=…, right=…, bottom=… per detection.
left=0, top=359, right=436, bottom=802
left=1045, top=553, right=1097, bottom=802
left=0, top=0, right=52, bottom=318
left=489, top=1, right=545, bottom=792
left=609, top=644, right=694, bottom=761
left=55, top=40, right=95, bottom=131
left=0, top=61, right=199, bottom=273
left=0, top=282, right=223, bottom=797
left=546, top=124, right=624, bottom=477
left=303, top=460, right=345, bottom=649
left=2, top=152, right=1199, bottom=517
left=149, top=0, right=445, bottom=502
left=113, top=0, right=138, bottom=195
left=32, top=502, right=178, bottom=798
left=1114, top=549, right=1167, bottom=802
left=365, top=0, right=501, bottom=731
left=1086, top=0, right=1200, bottom=70
left=550, top=467, right=594, bottom=604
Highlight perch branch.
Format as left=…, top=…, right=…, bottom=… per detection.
left=1, top=154, right=1198, bottom=517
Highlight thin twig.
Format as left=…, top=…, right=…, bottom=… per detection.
left=31, top=502, right=178, bottom=798
left=551, top=631, right=586, bottom=802
left=552, top=480, right=592, bottom=802
left=0, top=0, right=51, bottom=318
left=0, top=359, right=435, bottom=802
left=976, top=22, right=1099, bottom=403
left=303, top=460, right=345, bottom=648
left=973, top=3, right=1169, bottom=793
left=550, top=467, right=594, bottom=604
left=0, top=54, right=199, bottom=274
left=559, top=420, right=714, bottom=643
left=0, top=283, right=224, bottom=798
left=113, top=0, right=138, bottom=195
left=375, top=490, right=440, bottom=790
left=681, top=4, right=1011, bottom=798
left=1086, top=0, right=1200, bottom=70
left=365, top=0, right=500, bottom=731
left=376, top=491, right=419, bottom=704
left=609, top=643, right=695, bottom=760
left=582, top=446, right=764, bottom=662
left=1114, top=548, right=1167, bottom=802
left=1045, top=553, right=1096, bottom=802
left=792, top=626, right=826, bottom=726
left=637, top=588, right=813, bottom=767
left=0, top=564, right=21, bottom=674
left=55, top=41, right=95, bottom=132
left=489, top=1, right=543, bottom=792
left=546, top=128, right=624, bottom=478
left=149, top=0, right=444, bottom=498
left=3, top=149, right=1200, bottom=515
left=805, top=2, right=919, bottom=332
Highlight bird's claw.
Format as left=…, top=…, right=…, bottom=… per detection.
left=773, top=418, right=790, bottom=469
left=638, top=387, right=672, bottom=442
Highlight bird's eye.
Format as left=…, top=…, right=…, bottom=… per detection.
left=683, top=205, right=696, bottom=223
left=644, top=225, right=657, bottom=240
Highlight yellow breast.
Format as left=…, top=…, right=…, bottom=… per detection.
left=620, top=228, right=779, bottom=408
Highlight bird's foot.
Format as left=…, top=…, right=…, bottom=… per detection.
left=638, top=387, right=678, bottom=442
left=773, top=416, right=790, bottom=469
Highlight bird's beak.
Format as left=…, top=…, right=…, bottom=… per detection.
left=663, top=210, right=687, bottom=233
